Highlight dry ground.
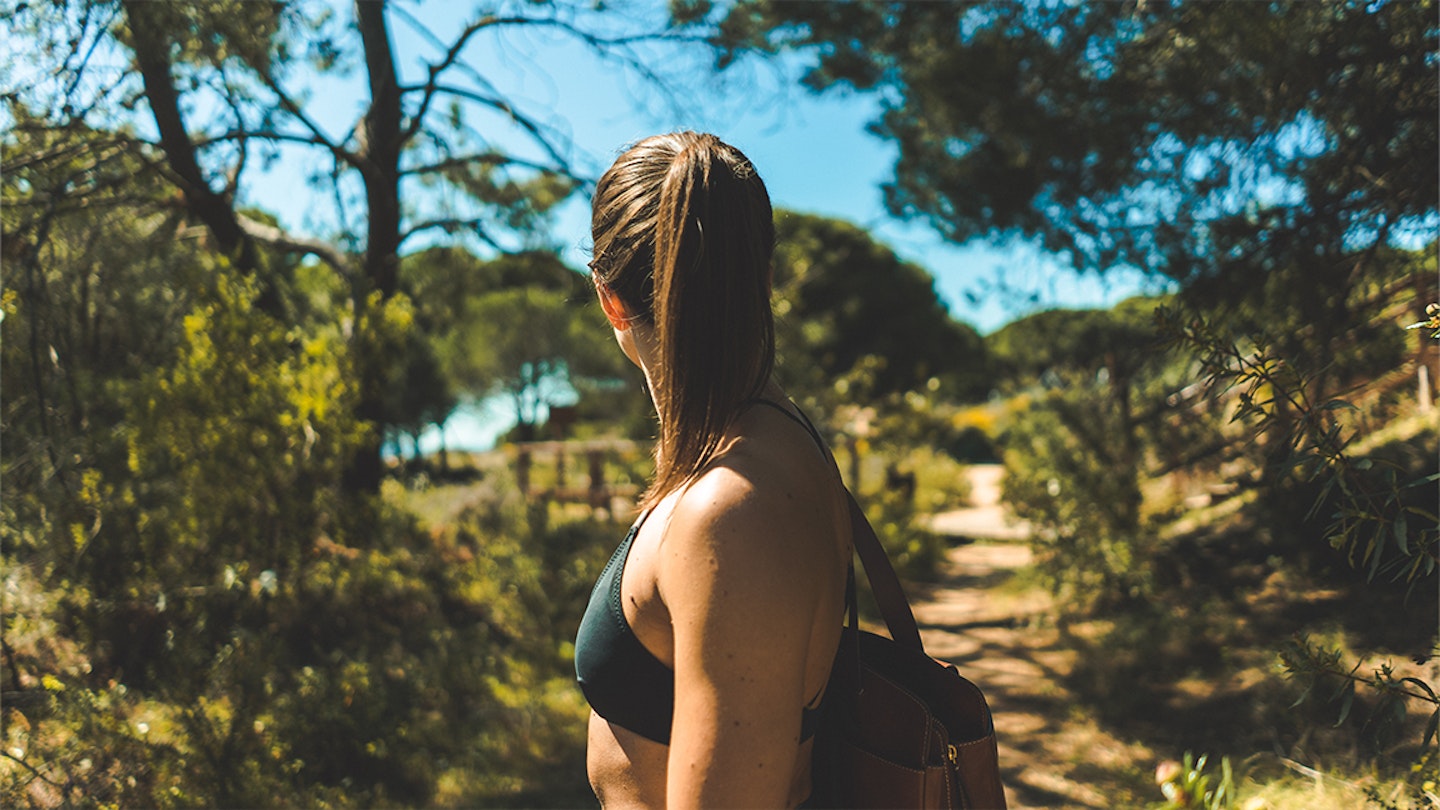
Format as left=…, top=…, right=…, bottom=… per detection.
left=915, top=466, right=1157, bottom=808
left=907, top=465, right=1437, bottom=810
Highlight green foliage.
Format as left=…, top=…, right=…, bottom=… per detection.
left=986, top=296, right=1168, bottom=385
left=1, top=130, right=607, bottom=805
left=716, top=1, right=1436, bottom=286
left=401, top=247, right=646, bottom=441
left=995, top=298, right=1181, bottom=605
left=1002, top=383, right=1153, bottom=605
left=110, top=0, right=306, bottom=74
left=1280, top=636, right=1438, bottom=756
left=718, top=4, right=1437, bottom=490
left=1152, top=302, right=1437, bottom=763
left=1, top=560, right=167, bottom=810
left=771, top=210, right=991, bottom=406
left=844, top=390, right=976, bottom=577
left=8, top=0, right=670, bottom=491
left=379, top=322, right=458, bottom=455
left=3, top=474, right=611, bottom=807
left=859, top=482, right=947, bottom=581
left=1364, top=750, right=1440, bottom=810
left=1162, top=305, right=1438, bottom=586
left=437, top=159, right=579, bottom=244
left=1153, top=753, right=1236, bottom=810
left=442, top=285, right=601, bottom=432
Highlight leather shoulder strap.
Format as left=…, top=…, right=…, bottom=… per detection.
left=847, top=492, right=924, bottom=652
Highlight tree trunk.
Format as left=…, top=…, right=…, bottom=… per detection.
left=121, top=0, right=281, bottom=315
left=345, top=0, right=406, bottom=495
left=436, top=419, right=449, bottom=473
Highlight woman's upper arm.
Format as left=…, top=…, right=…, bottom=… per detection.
left=659, top=472, right=821, bottom=809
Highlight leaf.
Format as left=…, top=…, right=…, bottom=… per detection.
left=1392, top=694, right=1411, bottom=726
left=1290, top=675, right=1315, bottom=708
left=1395, top=512, right=1409, bottom=556
left=1321, top=399, right=1359, bottom=411
left=1307, top=477, right=1337, bottom=520
left=1367, top=526, right=1385, bottom=581
left=1425, top=707, right=1439, bottom=749
left=1401, top=677, right=1437, bottom=702
left=1334, top=680, right=1355, bottom=727
left=1403, top=472, right=1440, bottom=490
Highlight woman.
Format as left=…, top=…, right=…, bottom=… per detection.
left=574, top=132, right=852, bottom=809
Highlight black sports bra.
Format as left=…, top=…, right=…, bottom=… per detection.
left=573, top=399, right=831, bottom=745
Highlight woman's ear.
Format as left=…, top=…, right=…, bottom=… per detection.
left=595, top=279, right=635, bottom=331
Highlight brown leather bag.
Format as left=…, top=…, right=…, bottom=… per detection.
left=811, top=495, right=1008, bottom=809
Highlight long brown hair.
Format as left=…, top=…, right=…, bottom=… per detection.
left=590, top=132, right=776, bottom=508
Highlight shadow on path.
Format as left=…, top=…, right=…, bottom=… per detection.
left=908, top=466, right=1156, bottom=809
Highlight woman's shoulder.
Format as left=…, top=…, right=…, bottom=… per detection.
left=660, top=439, right=836, bottom=572
left=655, top=463, right=831, bottom=618
left=665, top=458, right=791, bottom=550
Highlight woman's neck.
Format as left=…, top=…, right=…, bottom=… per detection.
left=629, top=325, right=787, bottom=427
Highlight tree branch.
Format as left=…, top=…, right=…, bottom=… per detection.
left=0, top=749, right=64, bottom=789
left=3, top=134, right=142, bottom=174
left=394, top=12, right=537, bottom=145
left=252, top=66, right=361, bottom=170
left=192, top=128, right=347, bottom=152
left=216, top=62, right=249, bottom=198
left=235, top=214, right=355, bottom=280
left=425, top=83, right=573, bottom=172
left=59, top=2, right=120, bottom=120
left=399, top=217, right=505, bottom=251
left=401, top=151, right=586, bottom=186
left=355, top=0, right=403, bottom=294
left=119, top=0, right=276, bottom=312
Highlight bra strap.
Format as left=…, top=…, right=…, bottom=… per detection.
left=745, top=398, right=924, bottom=652
left=743, top=398, right=828, bottom=453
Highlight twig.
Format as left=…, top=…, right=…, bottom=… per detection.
left=0, top=749, right=65, bottom=789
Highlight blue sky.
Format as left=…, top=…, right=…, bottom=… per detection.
left=2, top=1, right=1160, bottom=453
left=234, top=1, right=1156, bottom=336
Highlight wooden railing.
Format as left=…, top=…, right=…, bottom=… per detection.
left=511, top=439, right=644, bottom=515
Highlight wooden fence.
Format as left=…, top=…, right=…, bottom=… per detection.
left=511, top=439, right=643, bottom=516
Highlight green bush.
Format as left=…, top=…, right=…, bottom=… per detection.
left=1001, top=382, right=1156, bottom=607
left=1, top=245, right=617, bottom=806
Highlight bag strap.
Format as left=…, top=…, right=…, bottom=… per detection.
left=846, top=491, right=924, bottom=652
left=748, top=397, right=925, bottom=653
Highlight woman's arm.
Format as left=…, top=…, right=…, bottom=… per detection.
left=659, top=467, right=828, bottom=809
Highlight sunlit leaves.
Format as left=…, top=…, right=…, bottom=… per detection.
left=1160, top=303, right=1438, bottom=588
left=718, top=0, right=1437, bottom=288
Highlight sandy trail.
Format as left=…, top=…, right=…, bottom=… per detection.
left=910, top=465, right=1153, bottom=809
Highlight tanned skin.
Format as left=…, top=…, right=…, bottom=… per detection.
left=585, top=283, right=851, bottom=809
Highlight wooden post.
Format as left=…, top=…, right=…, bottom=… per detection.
left=555, top=446, right=567, bottom=490
left=588, top=450, right=606, bottom=511
left=516, top=448, right=532, bottom=498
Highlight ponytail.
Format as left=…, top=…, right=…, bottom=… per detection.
left=590, top=132, right=776, bottom=508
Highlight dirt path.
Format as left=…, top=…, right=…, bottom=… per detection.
left=912, top=465, right=1155, bottom=809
